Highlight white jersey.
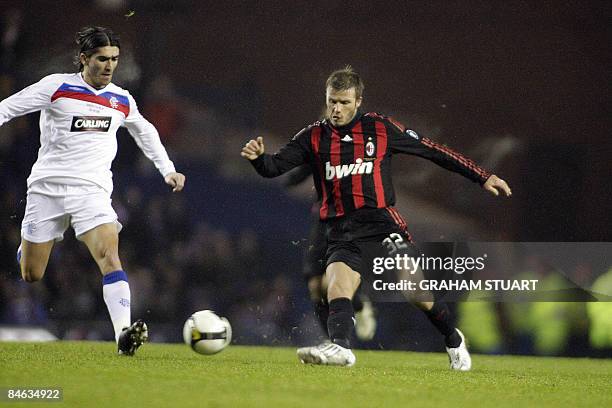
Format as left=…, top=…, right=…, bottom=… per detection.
left=0, top=72, right=176, bottom=193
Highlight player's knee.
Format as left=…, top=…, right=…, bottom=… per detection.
left=100, top=247, right=121, bottom=270
left=327, top=277, right=359, bottom=300
left=327, top=267, right=360, bottom=293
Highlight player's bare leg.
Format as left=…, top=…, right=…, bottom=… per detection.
left=80, top=222, right=123, bottom=274
left=298, top=262, right=360, bottom=366
left=326, top=262, right=361, bottom=301
left=19, top=239, right=54, bottom=282
left=80, top=223, right=147, bottom=355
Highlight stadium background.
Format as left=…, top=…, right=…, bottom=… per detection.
left=0, top=0, right=610, bottom=357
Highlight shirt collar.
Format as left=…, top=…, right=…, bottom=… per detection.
left=78, top=72, right=110, bottom=92
left=328, top=110, right=363, bottom=132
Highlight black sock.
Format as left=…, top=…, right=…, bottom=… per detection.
left=327, top=297, right=354, bottom=349
left=314, top=299, right=329, bottom=333
left=352, top=293, right=364, bottom=313
left=423, top=302, right=461, bottom=348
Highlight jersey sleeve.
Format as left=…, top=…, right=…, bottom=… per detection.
left=0, top=75, right=57, bottom=127
left=123, top=92, right=177, bottom=177
left=250, top=127, right=313, bottom=178
left=284, top=164, right=312, bottom=187
left=386, top=118, right=491, bottom=185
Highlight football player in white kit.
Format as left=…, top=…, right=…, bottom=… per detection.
left=0, top=26, right=185, bottom=355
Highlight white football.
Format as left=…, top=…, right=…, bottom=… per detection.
left=183, top=310, right=232, bottom=355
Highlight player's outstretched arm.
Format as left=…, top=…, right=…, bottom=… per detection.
left=242, top=133, right=309, bottom=178
left=241, top=136, right=265, bottom=160
left=483, top=175, right=512, bottom=197
left=164, top=172, right=186, bottom=192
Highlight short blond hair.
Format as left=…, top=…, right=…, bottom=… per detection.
left=325, top=65, right=364, bottom=99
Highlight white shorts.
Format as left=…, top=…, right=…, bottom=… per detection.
left=21, top=182, right=122, bottom=243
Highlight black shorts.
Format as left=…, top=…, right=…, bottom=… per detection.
left=325, top=207, right=415, bottom=274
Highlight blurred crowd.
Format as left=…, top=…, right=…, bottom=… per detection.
left=457, top=269, right=612, bottom=358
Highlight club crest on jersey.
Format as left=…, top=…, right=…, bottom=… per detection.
left=406, top=129, right=419, bottom=140
left=366, top=141, right=375, bottom=156
left=325, top=158, right=374, bottom=180
left=109, top=96, right=119, bottom=109
left=70, top=116, right=112, bottom=132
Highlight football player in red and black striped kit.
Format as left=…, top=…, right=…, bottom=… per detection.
left=285, top=165, right=377, bottom=343
left=241, top=66, right=512, bottom=369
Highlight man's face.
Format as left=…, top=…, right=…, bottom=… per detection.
left=325, top=86, right=362, bottom=127
left=81, top=46, right=120, bottom=89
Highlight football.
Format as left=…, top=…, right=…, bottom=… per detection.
left=183, top=310, right=232, bottom=355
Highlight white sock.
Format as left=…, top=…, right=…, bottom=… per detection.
left=102, top=270, right=131, bottom=342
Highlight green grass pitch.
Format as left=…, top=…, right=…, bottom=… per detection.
left=1, top=342, right=611, bottom=407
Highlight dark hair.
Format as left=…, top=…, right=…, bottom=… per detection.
left=74, top=26, right=120, bottom=71
left=325, top=65, right=364, bottom=99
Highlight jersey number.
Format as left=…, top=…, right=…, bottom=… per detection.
left=382, top=233, right=408, bottom=255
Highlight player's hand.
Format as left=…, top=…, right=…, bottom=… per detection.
left=164, top=172, right=186, bottom=192
left=241, top=137, right=265, bottom=160
left=483, top=174, right=512, bottom=197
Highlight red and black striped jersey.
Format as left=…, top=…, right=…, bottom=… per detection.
left=251, top=112, right=491, bottom=220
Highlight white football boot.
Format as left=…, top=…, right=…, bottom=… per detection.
left=446, top=329, right=472, bottom=371
left=355, top=296, right=376, bottom=341
left=297, top=342, right=356, bottom=367
left=297, top=340, right=330, bottom=364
